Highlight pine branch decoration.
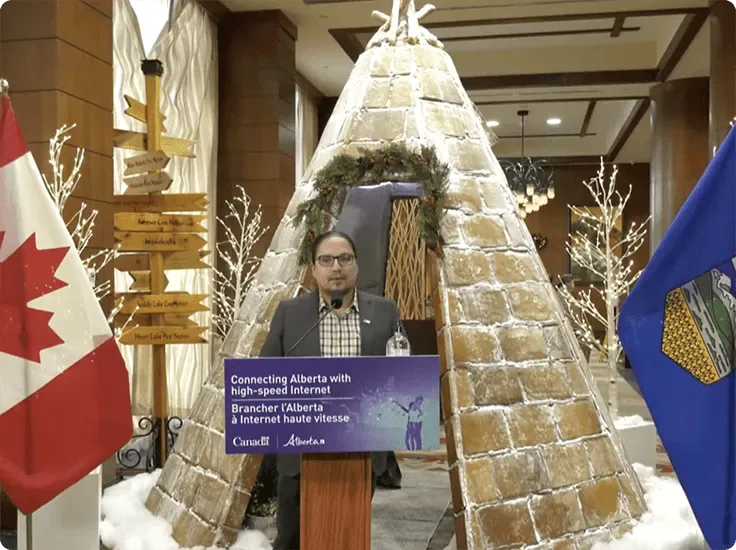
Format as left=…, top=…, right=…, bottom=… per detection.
left=294, top=142, right=450, bottom=265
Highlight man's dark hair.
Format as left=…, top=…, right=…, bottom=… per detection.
left=311, top=230, right=358, bottom=264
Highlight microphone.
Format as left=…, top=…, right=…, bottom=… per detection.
left=330, top=292, right=343, bottom=310
left=285, top=291, right=344, bottom=357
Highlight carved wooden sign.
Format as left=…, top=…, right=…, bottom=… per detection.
left=114, top=292, right=208, bottom=315
left=114, top=232, right=207, bottom=252
left=113, top=129, right=195, bottom=158
left=124, top=151, right=170, bottom=175
left=118, top=326, right=207, bottom=346
left=123, top=95, right=167, bottom=131
left=114, top=213, right=207, bottom=233
left=124, top=171, right=174, bottom=194
left=114, top=193, right=208, bottom=213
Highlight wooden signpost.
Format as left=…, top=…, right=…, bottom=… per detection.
left=113, top=59, right=210, bottom=467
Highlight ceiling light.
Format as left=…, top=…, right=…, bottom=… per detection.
left=486, top=120, right=500, bottom=128
left=500, top=109, right=555, bottom=217
left=547, top=117, right=562, bottom=126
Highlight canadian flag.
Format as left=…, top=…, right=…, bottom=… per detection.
left=0, top=94, right=132, bottom=513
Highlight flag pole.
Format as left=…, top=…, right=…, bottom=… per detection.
left=2, top=77, right=36, bottom=550
left=26, top=513, right=32, bottom=550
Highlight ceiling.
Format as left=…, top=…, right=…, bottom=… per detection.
left=217, top=0, right=713, bottom=163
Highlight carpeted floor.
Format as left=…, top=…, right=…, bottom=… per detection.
left=372, top=458, right=451, bottom=550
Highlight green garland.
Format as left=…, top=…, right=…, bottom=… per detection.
left=293, top=143, right=450, bottom=265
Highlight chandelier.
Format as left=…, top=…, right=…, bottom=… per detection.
left=500, top=110, right=555, bottom=218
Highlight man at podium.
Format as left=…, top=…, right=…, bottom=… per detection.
left=259, top=230, right=402, bottom=550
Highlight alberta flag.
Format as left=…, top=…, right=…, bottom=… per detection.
left=0, top=94, right=132, bottom=513
left=619, top=125, right=736, bottom=548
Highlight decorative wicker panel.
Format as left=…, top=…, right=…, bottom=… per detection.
left=384, top=198, right=428, bottom=320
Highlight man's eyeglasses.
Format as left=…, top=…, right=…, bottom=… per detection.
left=317, top=254, right=355, bottom=267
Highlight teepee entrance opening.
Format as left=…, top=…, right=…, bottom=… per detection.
left=338, top=185, right=442, bottom=410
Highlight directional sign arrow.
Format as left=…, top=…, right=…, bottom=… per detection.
left=114, top=232, right=207, bottom=252
left=124, top=152, right=170, bottom=176
left=114, top=193, right=208, bottom=213
left=123, top=95, right=167, bottom=132
left=114, top=213, right=207, bottom=233
left=123, top=171, right=174, bottom=194
left=118, top=326, right=208, bottom=346
left=113, top=129, right=195, bottom=158
left=115, top=292, right=208, bottom=315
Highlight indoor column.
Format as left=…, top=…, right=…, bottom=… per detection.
left=649, top=78, right=709, bottom=254
left=217, top=10, right=297, bottom=260
left=709, top=0, right=736, bottom=154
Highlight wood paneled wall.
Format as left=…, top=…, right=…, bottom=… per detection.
left=0, top=0, right=115, bottom=315
left=217, top=10, right=297, bottom=260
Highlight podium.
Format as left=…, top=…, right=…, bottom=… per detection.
left=301, top=453, right=372, bottom=549
left=225, top=355, right=440, bottom=550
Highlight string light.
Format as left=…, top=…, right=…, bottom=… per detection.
left=554, top=159, right=649, bottom=418
left=43, top=124, right=117, bottom=300
left=211, top=186, right=268, bottom=340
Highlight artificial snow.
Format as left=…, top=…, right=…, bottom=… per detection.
left=592, top=463, right=721, bottom=550
left=613, top=414, right=649, bottom=429
left=100, top=470, right=272, bottom=550
left=100, top=463, right=736, bottom=550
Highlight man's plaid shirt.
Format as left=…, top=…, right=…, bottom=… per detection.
left=319, top=293, right=361, bottom=357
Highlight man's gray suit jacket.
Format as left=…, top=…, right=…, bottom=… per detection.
left=259, top=290, right=402, bottom=478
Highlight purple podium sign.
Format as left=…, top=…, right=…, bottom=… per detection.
left=224, top=355, right=440, bottom=455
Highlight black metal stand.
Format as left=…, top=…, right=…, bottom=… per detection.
left=116, top=415, right=182, bottom=477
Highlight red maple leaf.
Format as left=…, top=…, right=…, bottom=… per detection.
left=0, top=231, right=70, bottom=362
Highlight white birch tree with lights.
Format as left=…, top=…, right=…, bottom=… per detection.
left=211, top=185, right=268, bottom=341
left=42, top=124, right=118, bottom=300
left=556, top=159, right=649, bottom=418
